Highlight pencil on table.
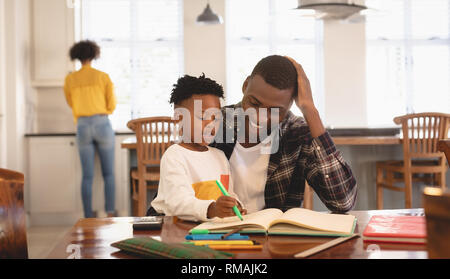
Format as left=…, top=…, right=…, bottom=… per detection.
left=207, top=244, right=263, bottom=250
left=221, top=228, right=241, bottom=240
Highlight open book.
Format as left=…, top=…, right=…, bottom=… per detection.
left=190, top=208, right=357, bottom=237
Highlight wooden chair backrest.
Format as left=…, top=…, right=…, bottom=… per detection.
left=0, top=168, right=28, bottom=259
left=127, top=116, right=178, bottom=166
left=394, top=112, right=450, bottom=161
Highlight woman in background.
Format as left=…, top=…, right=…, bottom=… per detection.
left=64, top=40, right=117, bottom=218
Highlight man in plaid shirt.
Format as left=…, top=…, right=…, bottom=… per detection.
left=211, top=55, right=357, bottom=213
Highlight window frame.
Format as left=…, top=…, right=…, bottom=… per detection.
left=366, top=0, right=450, bottom=126
left=79, top=0, right=184, bottom=131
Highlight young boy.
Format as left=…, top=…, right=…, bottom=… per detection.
left=150, top=74, right=246, bottom=222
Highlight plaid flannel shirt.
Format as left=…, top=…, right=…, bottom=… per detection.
left=210, top=103, right=357, bottom=213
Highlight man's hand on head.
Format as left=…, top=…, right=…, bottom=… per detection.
left=285, top=56, right=315, bottom=113
left=285, top=56, right=326, bottom=138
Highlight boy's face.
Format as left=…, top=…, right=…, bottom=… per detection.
left=176, top=94, right=222, bottom=146
left=241, top=74, right=294, bottom=141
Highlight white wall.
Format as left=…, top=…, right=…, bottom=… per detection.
left=2, top=0, right=35, bottom=171
left=184, top=0, right=226, bottom=92
left=323, top=20, right=367, bottom=128
left=0, top=0, right=6, bottom=167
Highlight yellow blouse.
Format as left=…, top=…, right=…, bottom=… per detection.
left=63, top=64, right=117, bottom=122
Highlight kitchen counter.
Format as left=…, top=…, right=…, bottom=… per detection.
left=26, top=127, right=400, bottom=139
left=25, top=132, right=135, bottom=137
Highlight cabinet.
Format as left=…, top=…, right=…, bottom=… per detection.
left=27, top=135, right=130, bottom=226
left=31, top=0, right=75, bottom=87
left=29, top=137, right=80, bottom=213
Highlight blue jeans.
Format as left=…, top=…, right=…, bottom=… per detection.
left=76, top=115, right=115, bottom=218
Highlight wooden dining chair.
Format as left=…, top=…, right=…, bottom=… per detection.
left=376, top=112, right=450, bottom=209
left=127, top=117, right=178, bottom=216
left=438, top=139, right=450, bottom=166
left=0, top=168, right=28, bottom=259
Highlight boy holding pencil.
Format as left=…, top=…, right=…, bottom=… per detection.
left=150, top=74, right=246, bottom=222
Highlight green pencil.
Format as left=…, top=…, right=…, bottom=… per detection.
left=215, top=180, right=244, bottom=221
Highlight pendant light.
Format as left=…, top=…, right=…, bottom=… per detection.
left=295, top=0, right=369, bottom=21
left=196, top=1, right=223, bottom=25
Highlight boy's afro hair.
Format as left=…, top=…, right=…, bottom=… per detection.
left=169, top=73, right=224, bottom=105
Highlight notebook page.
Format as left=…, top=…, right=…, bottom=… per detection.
left=192, top=208, right=283, bottom=231
left=271, top=208, right=356, bottom=234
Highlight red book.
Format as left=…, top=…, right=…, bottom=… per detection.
left=362, top=215, right=427, bottom=244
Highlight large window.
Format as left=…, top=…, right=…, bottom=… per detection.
left=366, top=0, right=450, bottom=127
left=226, top=0, right=324, bottom=117
left=80, top=0, right=183, bottom=131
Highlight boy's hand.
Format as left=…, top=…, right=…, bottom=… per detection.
left=236, top=201, right=247, bottom=216
left=285, top=56, right=325, bottom=138
left=207, top=196, right=247, bottom=219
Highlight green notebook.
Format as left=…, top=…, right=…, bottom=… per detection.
left=111, top=237, right=233, bottom=259
left=190, top=208, right=357, bottom=237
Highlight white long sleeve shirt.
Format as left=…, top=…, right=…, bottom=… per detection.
left=151, top=144, right=241, bottom=222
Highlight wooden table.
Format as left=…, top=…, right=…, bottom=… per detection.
left=120, top=136, right=401, bottom=150
left=47, top=208, right=427, bottom=259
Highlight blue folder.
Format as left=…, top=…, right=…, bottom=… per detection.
left=185, top=234, right=249, bottom=240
